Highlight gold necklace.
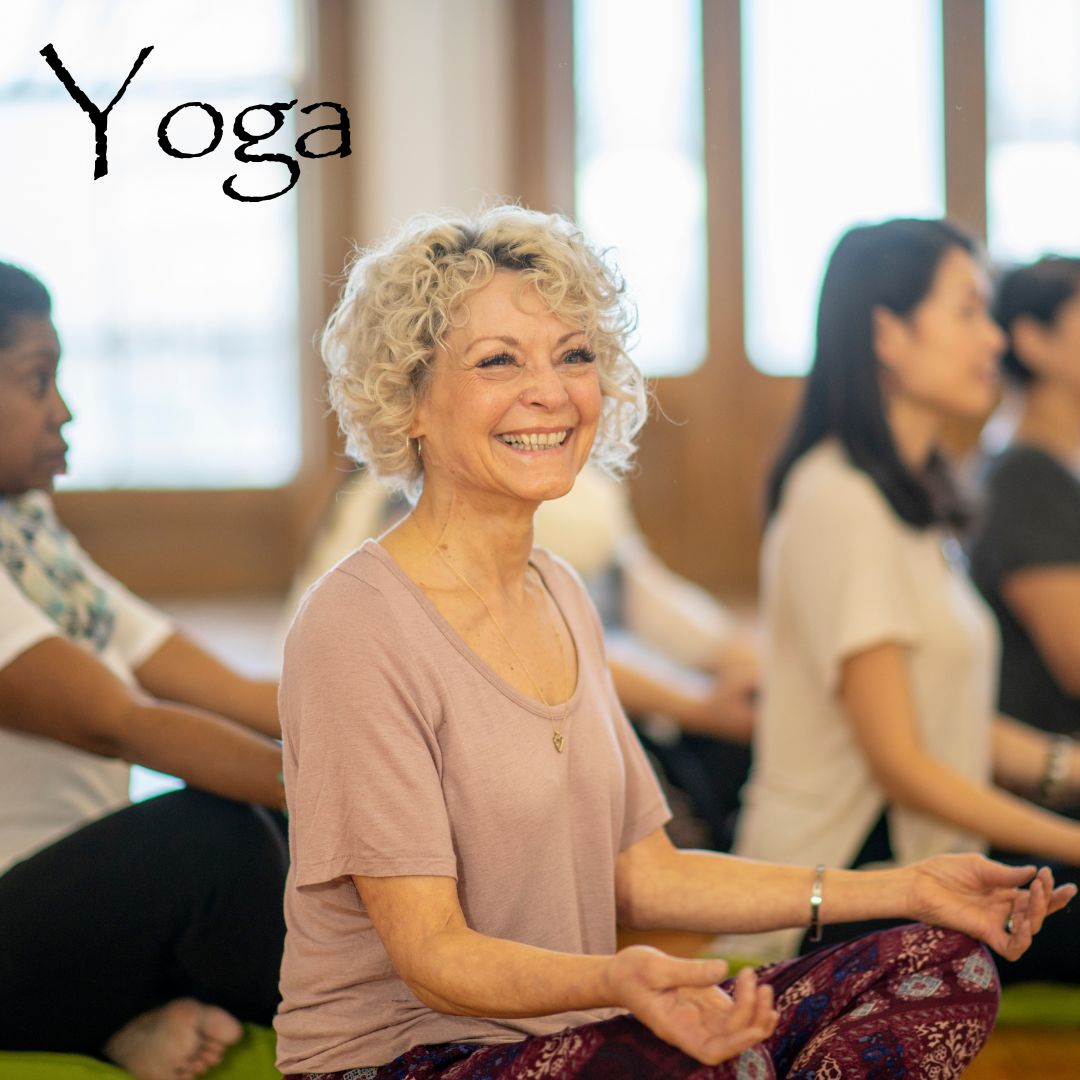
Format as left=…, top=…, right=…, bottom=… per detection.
left=413, top=519, right=570, bottom=753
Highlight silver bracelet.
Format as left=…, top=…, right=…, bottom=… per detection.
left=808, top=864, right=825, bottom=943
left=1039, top=735, right=1074, bottom=806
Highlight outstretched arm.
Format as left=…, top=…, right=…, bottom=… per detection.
left=614, top=828, right=1073, bottom=963
left=0, top=636, right=284, bottom=809
left=135, top=631, right=279, bottom=737
left=841, top=641, right=1080, bottom=864
left=1002, top=566, right=1080, bottom=697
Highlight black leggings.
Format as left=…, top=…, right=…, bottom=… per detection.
left=0, top=788, right=288, bottom=1054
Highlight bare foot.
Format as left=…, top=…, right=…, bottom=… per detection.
left=103, top=998, right=243, bottom=1080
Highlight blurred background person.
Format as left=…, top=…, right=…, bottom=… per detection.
left=729, top=220, right=1080, bottom=987
left=969, top=256, right=1080, bottom=819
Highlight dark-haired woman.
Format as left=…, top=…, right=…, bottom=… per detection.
left=730, top=220, right=1080, bottom=984
left=969, top=257, right=1080, bottom=819
left=0, top=262, right=288, bottom=1077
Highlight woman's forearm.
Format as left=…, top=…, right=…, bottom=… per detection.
left=135, top=632, right=280, bottom=737
left=402, top=925, right=614, bottom=1017
left=614, top=836, right=913, bottom=935
left=879, top=748, right=1080, bottom=864
left=993, top=715, right=1080, bottom=798
left=117, top=697, right=284, bottom=810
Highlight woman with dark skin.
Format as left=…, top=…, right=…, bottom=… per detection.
left=0, top=262, right=288, bottom=1080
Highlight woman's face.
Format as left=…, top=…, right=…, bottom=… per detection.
left=0, top=316, right=71, bottom=495
left=875, top=246, right=1006, bottom=421
left=1017, top=288, right=1080, bottom=397
left=410, top=270, right=602, bottom=508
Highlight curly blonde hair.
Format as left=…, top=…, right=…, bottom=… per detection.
left=322, top=204, right=647, bottom=499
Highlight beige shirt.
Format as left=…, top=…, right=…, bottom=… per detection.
left=731, top=441, right=995, bottom=960
left=274, top=542, right=670, bottom=1073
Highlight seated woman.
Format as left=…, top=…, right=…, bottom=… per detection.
left=732, top=219, right=1080, bottom=984
left=968, top=257, right=1080, bottom=815
left=0, top=263, right=289, bottom=1079
left=275, top=206, right=1069, bottom=1079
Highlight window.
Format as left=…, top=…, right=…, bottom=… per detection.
left=574, top=0, right=707, bottom=377
left=0, top=0, right=301, bottom=488
left=741, top=0, right=945, bottom=376
left=986, top=0, right=1080, bottom=262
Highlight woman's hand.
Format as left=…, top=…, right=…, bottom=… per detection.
left=906, top=854, right=1076, bottom=961
left=604, top=945, right=777, bottom=1066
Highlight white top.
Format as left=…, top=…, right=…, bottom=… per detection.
left=0, top=492, right=173, bottom=877
left=730, top=441, right=996, bottom=960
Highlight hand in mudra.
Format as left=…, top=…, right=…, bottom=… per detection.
left=909, top=854, right=1075, bottom=961
left=605, top=945, right=778, bottom=1065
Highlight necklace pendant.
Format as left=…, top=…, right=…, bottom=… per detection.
left=552, top=730, right=565, bottom=753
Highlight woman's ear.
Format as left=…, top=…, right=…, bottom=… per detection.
left=1009, top=315, right=1052, bottom=376
left=871, top=304, right=908, bottom=371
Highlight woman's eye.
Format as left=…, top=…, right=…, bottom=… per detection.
left=563, top=348, right=596, bottom=365
left=477, top=352, right=516, bottom=369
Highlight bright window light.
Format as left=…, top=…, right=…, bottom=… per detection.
left=742, top=0, right=945, bottom=376
left=574, top=0, right=708, bottom=378
left=0, top=0, right=301, bottom=489
left=987, top=0, right=1080, bottom=262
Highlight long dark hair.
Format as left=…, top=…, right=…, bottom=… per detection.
left=0, top=262, right=51, bottom=348
left=766, top=218, right=978, bottom=529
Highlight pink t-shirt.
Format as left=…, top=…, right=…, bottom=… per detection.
left=274, top=541, right=670, bottom=1073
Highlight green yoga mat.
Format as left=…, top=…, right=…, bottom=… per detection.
left=0, top=1024, right=279, bottom=1080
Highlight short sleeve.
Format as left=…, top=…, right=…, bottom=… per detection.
left=613, top=707, right=672, bottom=849
left=0, top=570, right=60, bottom=672
left=970, top=450, right=1080, bottom=591
left=771, top=458, right=922, bottom=693
left=77, top=553, right=174, bottom=667
left=281, top=569, right=457, bottom=888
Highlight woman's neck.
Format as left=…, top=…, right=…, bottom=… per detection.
left=395, top=485, right=538, bottom=601
left=885, top=395, right=942, bottom=473
left=1012, top=380, right=1080, bottom=468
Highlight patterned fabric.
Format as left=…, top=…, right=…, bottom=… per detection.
left=0, top=492, right=113, bottom=653
left=285, top=925, right=998, bottom=1080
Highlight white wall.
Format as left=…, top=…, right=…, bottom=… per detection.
left=350, top=0, right=515, bottom=242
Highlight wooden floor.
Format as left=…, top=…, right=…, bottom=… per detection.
left=616, top=929, right=1080, bottom=1079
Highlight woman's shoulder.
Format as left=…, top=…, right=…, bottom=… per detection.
left=779, top=440, right=896, bottom=526
left=287, top=541, right=407, bottom=643
left=984, top=443, right=1079, bottom=497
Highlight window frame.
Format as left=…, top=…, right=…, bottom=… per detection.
left=51, top=0, right=354, bottom=597
left=518, top=0, right=989, bottom=594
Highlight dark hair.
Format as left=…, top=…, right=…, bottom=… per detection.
left=766, top=218, right=978, bottom=530
left=994, top=255, right=1080, bottom=385
left=0, top=262, right=51, bottom=348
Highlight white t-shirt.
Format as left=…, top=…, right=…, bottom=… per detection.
left=0, top=492, right=173, bottom=876
left=730, top=441, right=996, bottom=960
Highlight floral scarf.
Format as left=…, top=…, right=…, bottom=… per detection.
left=0, top=491, right=114, bottom=653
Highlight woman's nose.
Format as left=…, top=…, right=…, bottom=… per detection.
left=521, top=360, right=570, bottom=408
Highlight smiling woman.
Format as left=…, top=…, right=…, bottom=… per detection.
left=274, top=205, right=1073, bottom=1080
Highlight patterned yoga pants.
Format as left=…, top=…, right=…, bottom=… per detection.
left=288, top=923, right=999, bottom=1079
